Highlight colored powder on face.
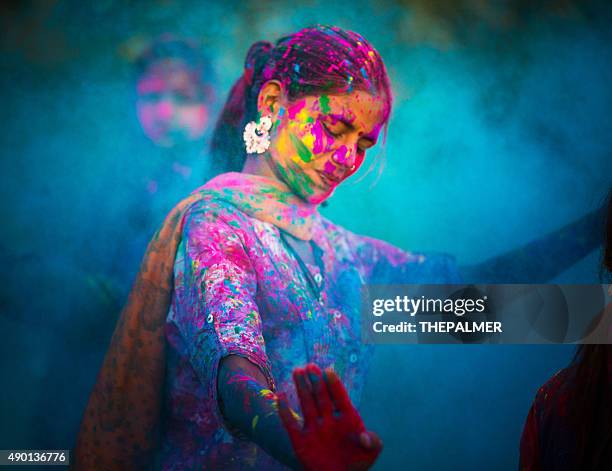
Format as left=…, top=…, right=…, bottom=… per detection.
left=271, top=150, right=317, bottom=197
left=276, top=160, right=315, bottom=197
left=296, top=107, right=310, bottom=123
left=311, top=121, right=325, bottom=154
left=287, top=100, right=306, bottom=119
left=320, top=95, right=330, bottom=114
left=276, top=130, right=292, bottom=156
left=302, top=133, right=315, bottom=150
left=289, top=133, right=313, bottom=162
left=332, top=145, right=350, bottom=165
left=323, top=160, right=336, bottom=174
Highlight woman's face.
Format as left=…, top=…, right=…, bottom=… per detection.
left=263, top=88, right=387, bottom=204
left=136, top=59, right=210, bottom=148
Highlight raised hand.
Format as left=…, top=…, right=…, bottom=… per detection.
left=278, top=363, right=382, bottom=471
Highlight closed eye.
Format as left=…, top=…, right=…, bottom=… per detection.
left=321, top=121, right=344, bottom=138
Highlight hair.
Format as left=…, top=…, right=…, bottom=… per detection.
left=565, top=189, right=612, bottom=468
left=135, top=34, right=215, bottom=97
left=603, top=188, right=612, bottom=277
left=210, top=25, right=393, bottom=172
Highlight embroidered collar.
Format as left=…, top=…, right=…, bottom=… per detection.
left=194, top=172, right=320, bottom=241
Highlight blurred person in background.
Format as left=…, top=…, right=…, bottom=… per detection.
left=79, top=34, right=224, bottom=324
left=96, top=34, right=221, bottom=308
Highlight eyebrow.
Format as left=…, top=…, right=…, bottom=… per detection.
left=327, top=113, right=355, bottom=130
left=326, top=112, right=380, bottom=144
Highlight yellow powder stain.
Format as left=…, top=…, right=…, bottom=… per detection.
left=252, top=415, right=259, bottom=430
left=277, top=130, right=302, bottom=164
left=277, top=130, right=291, bottom=155
left=302, top=133, right=315, bottom=150
left=290, top=408, right=301, bottom=421
left=296, top=107, right=310, bottom=123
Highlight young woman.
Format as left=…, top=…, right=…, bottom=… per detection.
left=520, top=192, right=611, bottom=471
left=74, top=25, right=605, bottom=470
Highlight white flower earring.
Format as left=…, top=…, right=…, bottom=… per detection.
left=243, top=115, right=273, bottom=154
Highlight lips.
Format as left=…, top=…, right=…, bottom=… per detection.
left=317, top=171, right=342, bottom=189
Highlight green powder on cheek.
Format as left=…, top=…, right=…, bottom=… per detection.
left=277, top=161, right=315, bottom=196
left=289, top=133, right=313, bottom=162
left=320, top=95, right=330, bottom=114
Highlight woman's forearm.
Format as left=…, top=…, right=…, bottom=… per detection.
left=217, top=355, right=302, bottom=470
left=460, top=205, right=606, bottom=283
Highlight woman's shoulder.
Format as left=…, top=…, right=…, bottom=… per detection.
left=535, top=366, right=576, bottom=403
left=318, top=215, right=455, bottom=266
left=531, top=365, right=578, bottom=424
left=178, top=189, right=254, bottom=228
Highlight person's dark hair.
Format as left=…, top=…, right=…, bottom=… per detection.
left=603, top=188, right=612, bottom=276
left=566, top=189, right=612, bottom=468
left=135, top=34, right=215, bottom=99
left=210, top=25, right=393, bottom=172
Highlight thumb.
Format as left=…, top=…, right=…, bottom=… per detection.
left=359, top=431, right=383, bottom=453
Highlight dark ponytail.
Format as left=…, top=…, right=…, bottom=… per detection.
left=604, top=188, right=612, bottom=275
left=209, top=41, right=273, bottom=172
left=209, top=25, right=393, bottom=173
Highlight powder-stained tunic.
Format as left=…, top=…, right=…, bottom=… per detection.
left=159, top=174, right=460, bottom=469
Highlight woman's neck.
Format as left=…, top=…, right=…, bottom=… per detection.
left=242, top=153, right=281, bottom=182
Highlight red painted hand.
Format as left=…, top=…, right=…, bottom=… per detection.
left=278, top=363, right=383, bottom=471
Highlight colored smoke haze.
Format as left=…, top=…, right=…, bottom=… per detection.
left=1, top=1, right=611, bottom=470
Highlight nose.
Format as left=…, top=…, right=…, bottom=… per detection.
left=156, top=99, right=174, bottom=121
left=331, top=145, right=357, bottom=170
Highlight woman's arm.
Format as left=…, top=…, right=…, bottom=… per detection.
left=460, top=205, right=606, bottom=283
left=218, top=357, right=383, bottom=471
left=343, top=228, right=462, bottom=285
left=217, top=355, right=301, bottom=469
left=519, top=402, right=542, bottom=471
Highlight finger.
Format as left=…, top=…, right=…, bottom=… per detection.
left=323, top=367, right=354, bottom=414
left=306, top=364, right=334, bottom=418
left=293, top=367, right=318, bottom=428
left=277, top=392, right=301, bottom=439
left=359, top=430, right=383, bottom=453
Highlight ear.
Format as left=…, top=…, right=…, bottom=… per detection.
left=256, top=80, right=283, bottom=118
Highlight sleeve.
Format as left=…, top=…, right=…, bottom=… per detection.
left=345, top=232, right=462, bottom=285
left=171, top=206, right=276, bottom=410
left=519, top=401, right=542, bottom=471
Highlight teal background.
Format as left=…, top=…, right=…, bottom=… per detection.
left=1, top=1, right=611, bottom=469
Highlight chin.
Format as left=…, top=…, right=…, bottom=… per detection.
left=304, top=188, right=334, bottom=205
